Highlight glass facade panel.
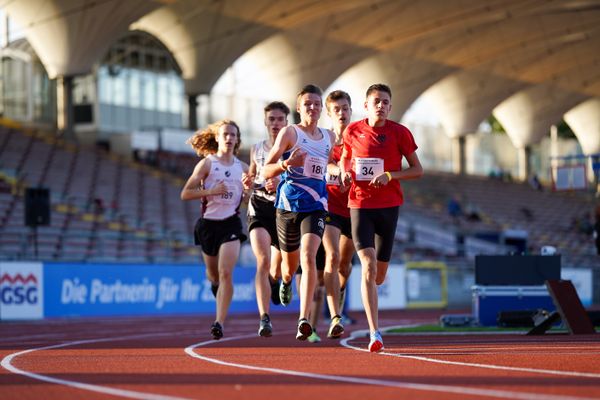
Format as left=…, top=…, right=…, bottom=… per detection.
left=93, top=31, right=184, bottom=132
left=1, top=30, right=183, bottom=132
left=169, top=73, right=182, bottom=114
left=0, top=53, right=55, bottom=124
left=129, top=69, right=141, bottom=108
left=2, top=57, right=28, bottom=119
left=73, top=74, right=95, bottom=104
left=142, top=70, right=156, bottom=110
left=98, top=66, right=111, bottom=104
left=112, top=69, right=126, bottom=106
left=0, top=53, right=4, bottom=116
left=32, top=65, right=55, bottom=122
left=157, top=74, right=168, bottom=112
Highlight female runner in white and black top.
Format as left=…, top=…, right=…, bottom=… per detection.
left=181, top=119, right=249, bottom=340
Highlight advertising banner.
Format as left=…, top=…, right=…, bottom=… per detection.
left=0, top=262, right=44, bottom=320
left=44, top=263, right=263, bottom=317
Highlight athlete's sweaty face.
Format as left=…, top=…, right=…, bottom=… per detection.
left=365, top=90, right=391, bottom=126
left=217, top=123, right=239, bottom=152
left=327, top=99, right=352, bottom=130
left=264, top=109, right=287, bottom=138
left=297, top=92, right=322, bottom=124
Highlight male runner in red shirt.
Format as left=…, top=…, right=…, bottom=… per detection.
left=340, top=83, right=423, bottom=352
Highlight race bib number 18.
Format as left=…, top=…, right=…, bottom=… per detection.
left=355, top=157, right=384, bottom=181
left=303, top=155, right=327, bottom=180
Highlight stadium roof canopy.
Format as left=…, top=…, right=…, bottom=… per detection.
left=4, top=0, right=600, bottom=166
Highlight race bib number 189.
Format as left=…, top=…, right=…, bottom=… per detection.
left=219, top=184, right=239, bottom=204
left=354, top=157, right=384, bottom=181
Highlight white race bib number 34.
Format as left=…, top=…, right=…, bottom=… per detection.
left=303, top=155, right=327, bottom=180
left=355, top=157, right=384, bottom=181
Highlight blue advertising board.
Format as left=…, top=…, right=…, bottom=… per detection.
left=1, top=261, right=299, bottom=320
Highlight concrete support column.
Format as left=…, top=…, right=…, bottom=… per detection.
left=2, top=14, right=9, bottom=47
left=56, top=75, right=74, bottom=140
left=452, top=136, right=466, bottom=175
left=187, top=93, right=198, bottom=131
left=517, top=145, right=531, bottom=181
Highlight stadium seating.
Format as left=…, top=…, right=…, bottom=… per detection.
left=1, top=125, right=597, bottom=269
left=400, top=172, right=599, bottom=268
left=0, top=125, right=200, bottom=263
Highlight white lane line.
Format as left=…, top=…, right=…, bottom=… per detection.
left=184, top=334, right=596, bottom=400
left=392, top=351, right=600, bottom=356
left=1, top=332, right=194, bottom=400
left=395, top=346, right=600, bottom=351
left=340, top=328, right=600, bottom=379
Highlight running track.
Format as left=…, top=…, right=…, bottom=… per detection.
left=2, top=310, right=600, bottom=399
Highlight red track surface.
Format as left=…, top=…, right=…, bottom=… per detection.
left=2, top=310, right=600, bottom=400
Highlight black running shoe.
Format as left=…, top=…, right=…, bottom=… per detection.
left=210, top=321, right=223, bottom=340
left=279, top=281, right=292, bottom=306
left=270, top=278, right=281, bottom=305
left=296, top=318, right=312, bottom=341
left=258, top=313, right=272, bottom=337
left=211, top=283, right=219, bottom=298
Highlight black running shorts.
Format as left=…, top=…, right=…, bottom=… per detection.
left=247, top=195, right=279, bottom=249
left=194, top=214, right=247, bottom=256
left=325, top=212, right=352, bottom=239
left=350, top=206, right=399, bottom=262
left=276, top=209, right=326, bottom=253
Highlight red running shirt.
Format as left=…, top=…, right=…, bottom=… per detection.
left=326, top=143, right=350, bottom=217
left=342, top=119, right=418, bottom=209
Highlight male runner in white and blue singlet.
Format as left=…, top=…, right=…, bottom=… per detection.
left=262, top=84, right=335, bottom=341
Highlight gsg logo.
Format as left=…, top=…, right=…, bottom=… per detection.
left=0, top=262, right=44, bottom=320
left=0, top=273, right=39, bottom=304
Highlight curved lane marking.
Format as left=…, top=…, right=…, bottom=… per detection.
left=3, top=326, right=598, bottom=400
left=185, top=332, right=596, bottom=400
left=340, top=328, right=600, bottom=379
left=1, top=332, right=193, bottom=400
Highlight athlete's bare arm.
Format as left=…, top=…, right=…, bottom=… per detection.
left=392, top=151, right=423, bottom=181
left=242, top=145, right=257, bottom=190
left=339, top=140, right=353, bottom=191
left=241, top=160, right=251, bottom=203
left=262, top=126, right=305, bottom=179
left=180, top=158, right=228, bottom=201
